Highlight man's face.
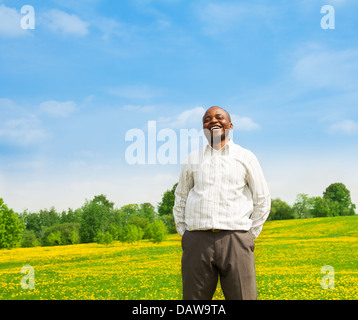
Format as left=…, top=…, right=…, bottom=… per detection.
left=202, top=107, right=233, bottom=144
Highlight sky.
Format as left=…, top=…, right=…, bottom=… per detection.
left=1, top=0, right=358, bottom=213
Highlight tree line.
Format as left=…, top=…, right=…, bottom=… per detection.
left=0, top=182, right=356, bottom=249
left=269, top=183, right=356, bottom=220
left=0, top=192, right=176, bottom=249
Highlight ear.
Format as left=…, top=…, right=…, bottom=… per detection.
left=229, top=122, right=233, bottom=130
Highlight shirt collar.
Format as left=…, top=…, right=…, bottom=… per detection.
left=205, top=139, right=233, bottom=156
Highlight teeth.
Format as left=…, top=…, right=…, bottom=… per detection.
left=211, top=126, right=221, bottom=131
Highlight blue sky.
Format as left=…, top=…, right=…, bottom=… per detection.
left=1, top=0, right=358, bottom=212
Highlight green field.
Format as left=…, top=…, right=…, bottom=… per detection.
left=1, top=216, right=357, bottom=300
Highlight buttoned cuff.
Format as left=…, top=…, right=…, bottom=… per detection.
left=176, top=224, right=186, bottom=237
left=248, top=229, right=257, bottom=240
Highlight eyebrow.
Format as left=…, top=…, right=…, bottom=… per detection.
left=202, top=112, right=227, bottom=121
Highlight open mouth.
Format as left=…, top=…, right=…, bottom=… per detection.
left=210, top=126, right=222, bottom=131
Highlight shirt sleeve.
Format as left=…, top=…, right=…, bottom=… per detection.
left=173, top=161, right=194, bottom=236
left=246, top=153, right=271, bottom=239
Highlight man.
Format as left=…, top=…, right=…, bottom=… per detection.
left=173, top=106, right=271, bottom=300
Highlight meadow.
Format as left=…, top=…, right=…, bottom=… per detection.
left=1, top=216, right=357, bottom=300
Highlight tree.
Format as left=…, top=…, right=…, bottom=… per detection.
left=39, top=207, right=61, bottom=228
left=60, top=208, right=82, bottom=224
left=41, top=223, right=80, bottom=246
left=158, top=214, right=176, bottom=234
left=94, top=230, right=114, bottom=245
left=146, top=220, right=168, bottom=243
left=268, top=198, right=295, bottom=221
left=46, top=230, right=62, bottom=246
left=121, top=204, right=140, bottom=218
left=323, top=183, right=356, bottom=216
left=20, top=210, right=42, bottom=236
left=309, top=197, right=332, bottom=217
left=292, top=194, right=312, bottom=219
left=0, top=198, right=24, bottom=249
left=128, top=216, right=150, bottom=237
left=79, top=194, right=114, bottom=243
left=122, top=224, right=144, bottom=244
left=157, top=183, right=178, bottom=216
left=139, top=203, right=156, bottom=222
left=21, top=230, right=39, bottom=247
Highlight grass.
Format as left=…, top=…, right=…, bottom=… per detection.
left=1, top=215, right=357, bottom=300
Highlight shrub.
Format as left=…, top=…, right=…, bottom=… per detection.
left=121, top=224, right=144, bottom=244
left=94, top=230, right=114, bottom=245
left=21, top=230, right=39, bottom=247
left=0, top=198, right=24, bottom=249
left=146, top=220, right=168, bottom=243
left=41, top=222, right=80, bottom=246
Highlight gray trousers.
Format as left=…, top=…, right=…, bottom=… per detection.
left=181, top=230, right=257, bottom=300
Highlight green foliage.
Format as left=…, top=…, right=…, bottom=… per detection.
left=292, top=194, right=312, bottom=219
left=309, top=197, right=332, bottom=217
left=46, top=230, right=62, bottom=246
left=20, top=210, right=42, bottom=236
left=106, top=224, right=121, bottom=241
left=60, top=208, right=82, bottom=223
left=146, top=220, right=168, bottom=243
left=94, top=230, right=114, bottom=245
left=128, top=216, right=150, bottom=234
left=0, top=198, right=24, bottom=249
left=79, top=194, right=114, bottom=243
left=139, top=203, right=156, bottom=222
left=121, top=204, right=140, bottom=218
left=122, top=224, right=144, bottom=244
left=21, top=230, right=39, bottom=247
left=39, top=207, right=61, bottom=228
left=158, top=214, right=177, bottom=234
left=8, top=181, right=357, bottom=249
left=270, top=183, right=356, bottom=221
left=42, top=223, right=80, bottom=246
left=323, top=183, right=356, bottom=216
left=268, top=198, right=295, bottom=221
left=157, top=183, right=177, bottom=216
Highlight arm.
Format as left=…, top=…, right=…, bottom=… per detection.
left=246, top=154, right=271, bottom=239
left=173, top=162, right=193, bottom=236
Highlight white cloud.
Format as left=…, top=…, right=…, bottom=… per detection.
left=38, top=100, right=78, bottom=117
left=41, top=9, right=89, bottom=36
left=0, top=98, right=49, bottom=145
left=0, top=116, right=48, bottom=145
left=329, top=120, right=358, bottom=135
left=231, top=114, right=260, bottom=131
left=157, top=106, right=205, bottom=130
left=0, top=5, right=28, bottom=37
left=92, top=16, right=129, bottom=41
left=293, top=47, right=358, bottom=90
left=171, top=106, right=205, bottom=129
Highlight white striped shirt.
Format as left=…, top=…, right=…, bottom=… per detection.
left=173, top=139, right=271, bottom=239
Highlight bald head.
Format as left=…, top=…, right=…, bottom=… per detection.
left=202, top=106, right=231, bottom=123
